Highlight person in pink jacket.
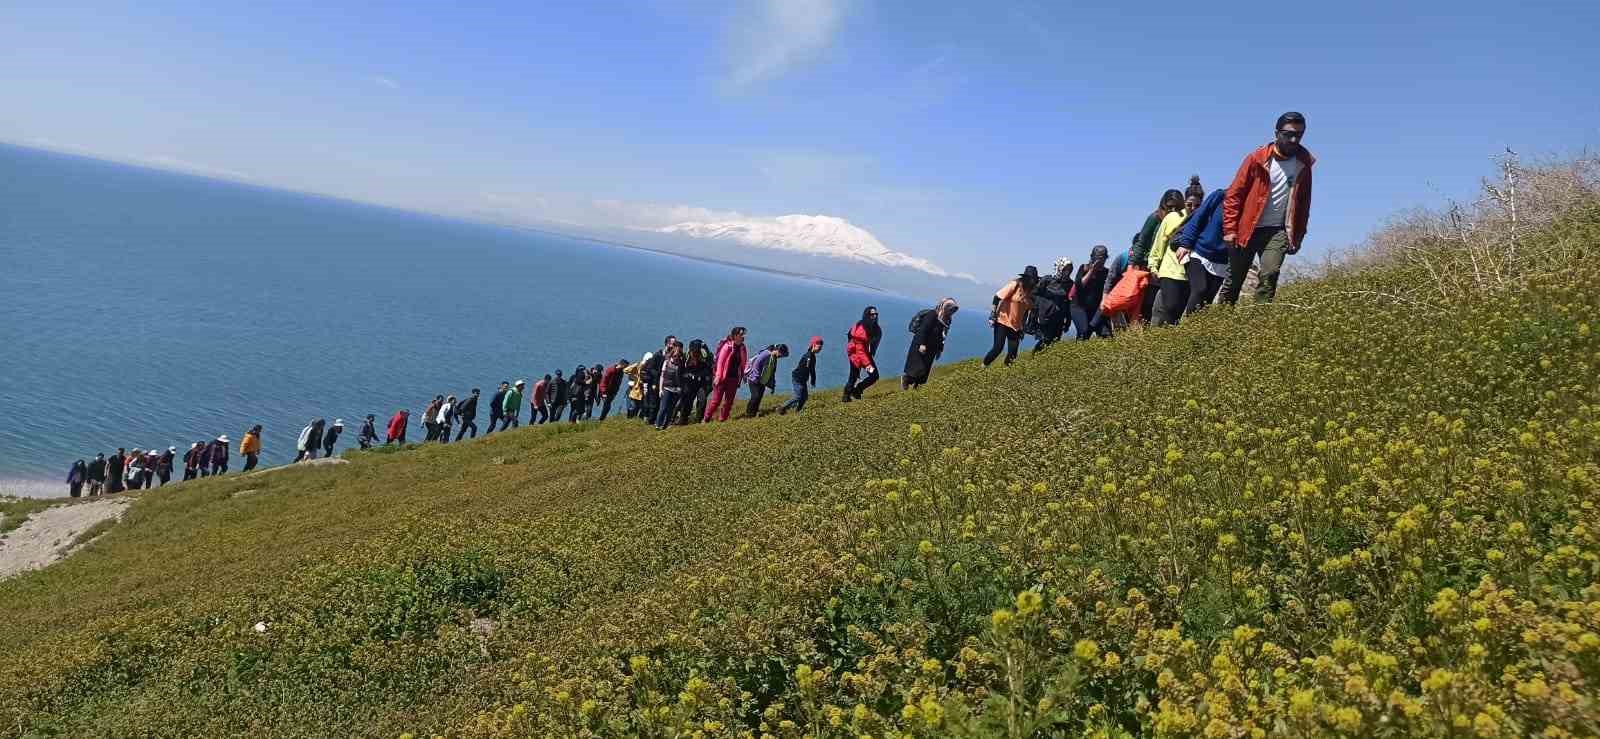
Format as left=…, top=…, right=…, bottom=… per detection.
left=702, top=326, right=748, bottom=423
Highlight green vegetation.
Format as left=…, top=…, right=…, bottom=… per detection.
left=3, top=186, right=1599, bottom=736
left=0, top=497, right=56, bottom=536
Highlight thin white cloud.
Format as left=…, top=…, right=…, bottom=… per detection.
left=724, top=0, right=847, bottom=89
left=134, top=155, right=253, bottom=182
left=370, top=75, right=400, bottom=89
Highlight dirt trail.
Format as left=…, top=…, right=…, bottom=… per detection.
left=0, top=497, right=130, bottom=580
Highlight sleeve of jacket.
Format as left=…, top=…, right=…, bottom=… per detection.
left=1131, top=214, right=1161, bottom=267
left=1177, top=191, right=1220, bottom=248
left=1294, top=164, right=1313, bottom=246
left=808, top=356, right=817, bottom=386
left=1222, top=153, right=1256, bottom=243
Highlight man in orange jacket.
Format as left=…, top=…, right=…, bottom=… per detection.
left=1219, top=111, right=1315, bottom=305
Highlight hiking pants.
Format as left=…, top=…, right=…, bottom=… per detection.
left=1184, top=259, right=1224, bottom=314
left=486, top=410, right=501, bottom=434
left=704, top=380, right=739, bottom=422
left=423, top=422, right=439, bottom=441
left=1032, top=316, right=1066, bottom=352
left=781, top=380, right=809, bottom=414
left=692, top=385, right=710, bottom=422
left=158, top=471, right=170, bottom=486
left=983, top=324, right=1022, bottom=366
left=1220, top=226, right=1289, bottom=304
left=1140, top=281, right=1160, bottom=325
left=243, top=453, right=259, bottom=471
left=500, top=411, right=520, bottom=430
left=599, top=395, right=615, bottom=420
left=643, top=389, right=660, bottom=424
left=1152, top=277, right=1189, bottom=326
left=455, top=418, right=477, bottom=440
left=744, top=382, right=768, bottom=417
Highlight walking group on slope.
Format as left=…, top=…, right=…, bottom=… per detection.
left=60, top=112, right=1313, bottom=497
left=979, top=111, right=1315, bottom=366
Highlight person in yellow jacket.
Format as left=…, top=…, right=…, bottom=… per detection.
left=624, top=356, right=647, bottom=418
left=240, top=424, right=263, bottom=472
left=1150, top=177, right=1206, bottom=326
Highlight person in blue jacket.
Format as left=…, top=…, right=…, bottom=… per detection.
left=1171, top=188, right=1231, bottom=314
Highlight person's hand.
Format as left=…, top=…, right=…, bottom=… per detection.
left=1287, top=240, right=1302, bottom=256
left=918, top=344, right=927, bottom=353
left=1174, top=247, right=1191, bottom=263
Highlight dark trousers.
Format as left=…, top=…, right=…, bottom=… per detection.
left=654, top=389, right=680, bottom=428
left=1220, top=227, right=1290, bottom=304
left=158, top=471, right=170, bottom=486
left=486, top=411, right=502, bottom=434
left=142, top=470, right=155, bottom=488
left=548, top=404, right=565, bottom=424
left=456, top=418, right=477, bottom=440
left=845, top=364, right=878, bottom=399
left=1139, top=281, right=1159, bottom=324
left=499, top=411, right=520, bottom=430
left=598, top=395, right=615, bottom=420
left=569, top=403, right=583, bottom=423
left=983, top=324, right=1022, bottom=366
left=692, top=385, right=710, bottom=423
left=1152, top=277, right=1190, bottom=326
left=70, top=482, right=82, bottom=497
left=438, top=423, right=452, bottom=443
left=183, top=468, right=197, bottom=481
left=744, top=382, right=768, bottom=416
left=1073, top=304, right=1112, bottom=339
left=1032, top=317, right=1066, bottom=352
left=212, top=461, right=227, bottom=475
left=781, top=380, right=809, bottom=414
left=1184, top=259, right=1225, bottom=314
left=534, top=405, right=549, bottom=423
left=423, top=422, right=439, bottom=441
left=242, top=453, right=258, bottom=471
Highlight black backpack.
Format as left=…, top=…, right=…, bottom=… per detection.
left=908, top=308, right=935, bottom=336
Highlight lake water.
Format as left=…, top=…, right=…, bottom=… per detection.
left=0, top=144, right=990, bottom=494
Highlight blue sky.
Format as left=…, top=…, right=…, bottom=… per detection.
left=3, top=0, right=1597, bottom=281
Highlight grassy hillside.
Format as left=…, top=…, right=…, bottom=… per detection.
left=3, top=207, right=1599, bottom=737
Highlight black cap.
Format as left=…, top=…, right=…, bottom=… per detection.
left=1021, top=265, right=1039, bottom=281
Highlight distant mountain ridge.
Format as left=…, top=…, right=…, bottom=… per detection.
left=655, top=214, right=976, bottom=282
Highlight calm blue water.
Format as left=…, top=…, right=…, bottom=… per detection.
left=0, top=144, right=989, bottom=493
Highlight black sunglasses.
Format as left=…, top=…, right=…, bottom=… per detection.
left=1276, top=129, right=1304, bottom=141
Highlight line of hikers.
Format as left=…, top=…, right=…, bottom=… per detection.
left=980, top=111, right=1315, bottom=366
left=61, top=111, right=1313, bottom=496
left=61, top=300, right=965, bottom=497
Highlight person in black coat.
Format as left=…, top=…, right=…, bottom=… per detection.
left=454, top=389, right=480, bottom=440
left=1031, top=259, right=1073, bottom=352
left=903, top=299, right=958, bottom=389
left=322, top=419, right=344, bottom=457
left=87, top=453, right=106, bottom=495
left=567, top=367, right=589, bottom=423
left=107, top=448, right=126, bottom=492
left=1073, top=244, right=1112, bottom=340
left=485, top=382, right=509, bottom=435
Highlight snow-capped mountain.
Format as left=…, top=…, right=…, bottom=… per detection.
left=656, top=214, right=975, bottom=282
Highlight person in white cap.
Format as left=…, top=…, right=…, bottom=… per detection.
left=208, top=434, right=231, bottom=476
left=323, top=419, right=344, bottom=458
left=500, top=381, right=524, bottom=430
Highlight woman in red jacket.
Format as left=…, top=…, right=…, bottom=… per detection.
left=702, top=326, right=748, bottom=423
left=385, top=409, right=409, bottom=445
left=843, top=306, right=882, bottom=402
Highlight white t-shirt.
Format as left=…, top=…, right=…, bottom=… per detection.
left=1259, top=155, right=1303, bottom=228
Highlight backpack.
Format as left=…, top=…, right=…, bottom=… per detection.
left=908, top=308, right=935, bottom=336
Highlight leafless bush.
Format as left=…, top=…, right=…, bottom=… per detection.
left=1310, top=150, right=1599, bottom=307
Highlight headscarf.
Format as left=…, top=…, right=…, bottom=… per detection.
left=935, top=297, right=959, bottom=325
